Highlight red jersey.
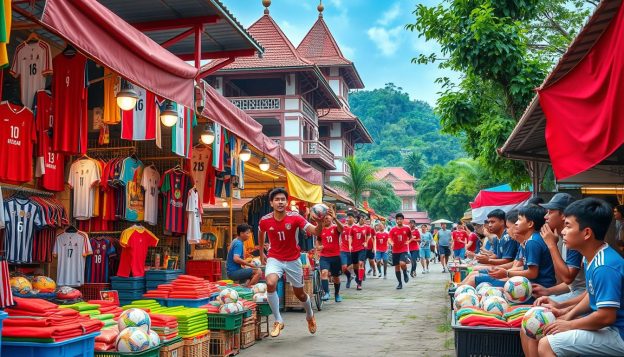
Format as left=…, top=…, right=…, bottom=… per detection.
left=375, top=232, right=389, bottom=252
left=320, top=225, right=341, bottom=257
left=340, top=226, right=352, bottom=252
left=389, top=226, right=411, bottom=253
left=452, top=230, right=469, bottom=250
left=0, top=102, right=36, bottom=184
left=409, top=229, right=421, bottom=251
left=160, top=169, right=193, bottom=234
left=259, top=211, right=310, bottom=261
left=365, top=226, right=375, bottom=249
left=52, top=52, right=88, bottom=155
left=467, top=232, right=479, bottom=252
left=350, top=225, right=367, bottom=252
left=34, top=91, right=65, bottom=191
left=117, top=227, right=158, bottom=278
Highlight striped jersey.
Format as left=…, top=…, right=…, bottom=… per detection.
left=121, top=86, right=157, bottom=141
left=3, top=198, right=44, bottom=263
left=85, top=237, right=116, bottom=283
left=53, top=231, right=92, bottom=286
left=160, top=169, right=193, bottom=234
left=171, top=103, right=196, bottom=158
left=9, top=40, right=53, bottom=109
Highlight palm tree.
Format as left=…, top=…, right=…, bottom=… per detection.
left=331, top=156, right=385, bottom=208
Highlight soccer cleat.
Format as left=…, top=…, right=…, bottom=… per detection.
left=373, top=270, right=377, bottom=277
left=322, top=292, right=330, bottom=301
left=396, top=284, right=403, bottom=290
left=346, top=277, right=352, bottom=289
left=403, top=271, right=409, bottom=283
left=422, top=269, right=426, bottom=274
left=335, top=295, right=343, bottom=302
left=270, top=322, right=284, bottom=337
left=307, top=316, right=317, bottom=334
left=356, top=284, right=362, bottom=291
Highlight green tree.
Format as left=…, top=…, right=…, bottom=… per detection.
left=403, top=151, right=427, bottom=180
left=331, top=156, right=385, bottom=208
left=407, top=0, right=593, bottom=188
left=368, top=181, right=402, bottom=217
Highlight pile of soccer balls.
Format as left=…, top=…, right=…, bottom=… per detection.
left=252, top=283, right=268, bottom=303
left=115, top=308, right=160, bottom=352
left=10, top=275, right=57, bottom=296
left=204, top=288, right=247, bottom=314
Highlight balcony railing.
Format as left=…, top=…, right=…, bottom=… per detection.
left=229, top=97, right=281, bottom=111
left=301, top=100, right=317, bottom=122
left=302, top=140, right=335, bottom=169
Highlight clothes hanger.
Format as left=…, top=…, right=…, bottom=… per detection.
left=65, top=224, right=78, bottom=233
left=63, top=44, right=76, bottom=56
left=25, top=31, right=40, bottom=44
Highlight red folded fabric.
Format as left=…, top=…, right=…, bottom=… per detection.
left=460, top=315, right=511, bottom=328
left=2, top=319, right=104, bottom=341
left=12, top=297, right=58, bottom=313
left=4, top=315, right=89, bottom=327
left=5, top=308, right=81, bottom=318
left=95, top=342, right=115, bottom=351
left=95, top=327, right=119, bottom=344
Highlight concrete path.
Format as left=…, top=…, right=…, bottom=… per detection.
left=241, top=262, right=455, bottom=357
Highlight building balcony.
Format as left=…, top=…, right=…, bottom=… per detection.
left=228, top=95, right=318, bottom=123
left=302, top=140, right=335, bottom=170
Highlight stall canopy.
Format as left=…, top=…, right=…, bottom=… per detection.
left=470, top=188, right=531, bottom=224
left=14, top=0, right=199, bottom=108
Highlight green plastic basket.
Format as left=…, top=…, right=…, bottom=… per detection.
left=207, top=312, right=244, bottom=331
left=257, top=303, right=272, bottom=316
left=242, top=308, right=253, bottom=319
left=94, top=346, right=160, bottom=357
left=239, top=292, right=253, bottom=301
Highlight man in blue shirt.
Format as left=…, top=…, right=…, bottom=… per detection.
left=419, top=224, right=433, bottom=274
left=525, top=198, right=624, bottom=357
left=437, top=223, right=452, bottom=273
left=227, top=224, right=262, bottom=287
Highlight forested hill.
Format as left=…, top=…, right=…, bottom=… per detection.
left=349, top=83, right=464, bottom=177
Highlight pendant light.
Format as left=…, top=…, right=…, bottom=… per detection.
left=160, top=100, right=178, bottom=127
left=221, top=199, right=229, bottom=208
left=239, top=144, right=251, bottom=162
left=116, top=79, right=139, bottom=111
left=200, top=124, right=215, bottom=145
left=259, top=156, right=270, bottom=172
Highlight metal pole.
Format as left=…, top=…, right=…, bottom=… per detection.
left=229, top=195, right=234, bottom=248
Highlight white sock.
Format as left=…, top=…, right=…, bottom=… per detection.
left=267, top=291, right=283, bottom=323
left=302, top=294, right=314, bottom=319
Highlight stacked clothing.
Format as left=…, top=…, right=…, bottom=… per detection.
left=122, top=299, right=162, bottom=312
left=143, top=275, right=219, bottom=299
left=3, top=297, right=104, bottom=342
left=150, top=313, right=179, bottom=342
left=60, top=302, right=101, bottom=316
left=455, top=305, right=534, bottom=328
left=88, top=299, right=124, bottom=320
left=150, top=306, right=207, bottom=338
left=504, top=305, right=533, bottom=327
left=95, top=326, right=119, bottom=351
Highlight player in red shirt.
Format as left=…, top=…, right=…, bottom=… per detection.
left=316, top=208, right=343, bottom=302
left=259, top=188, right=322, bottom=338
left=349, top=215, right=369, bottom=290
left=452, top=221, right=469, bottom=261
left=389, top=213, right=412, bottom=289
left=374, top=222, right=390, bottom=279
left=364, top=218, right=378, bottom=277
left=340, top=212, right=355, bottom=288
left=408, top=219, right=422, bottom=278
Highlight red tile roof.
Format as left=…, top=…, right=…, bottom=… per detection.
left=318, top=106, right=373, bottom=143
left=403, top=211, right=431, bottom=224
left=375, top=167, right=418, bottom=183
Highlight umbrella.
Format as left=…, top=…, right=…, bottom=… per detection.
left=431, top=219, right=453, bottom=224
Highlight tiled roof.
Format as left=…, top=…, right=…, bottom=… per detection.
left=403, top=211, right=431, bottom=224
left=375, top=167, right=418, bottom=183
left=392, top=181, right=415, bottom=192
left=318, top=106, right=373, bottom=143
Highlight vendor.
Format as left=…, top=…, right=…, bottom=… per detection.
left=226, top=224, right=262, bottom=287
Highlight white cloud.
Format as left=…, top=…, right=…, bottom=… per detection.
left=340, top=44, right=355, bottom=60
left=378, top=2, right=401, bottom=26
left=280, top=20, right=308, bottom=46
left=367, top=26, right=403, bottom=56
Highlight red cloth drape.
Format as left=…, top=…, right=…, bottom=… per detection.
left=539, top=4, right=624, bottom=179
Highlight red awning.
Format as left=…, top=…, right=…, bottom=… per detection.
left=538, top=3, right=624, bottom=180
left=198, top=81, right=323, bottom=185
left=39, top=0, right=198, bottom=108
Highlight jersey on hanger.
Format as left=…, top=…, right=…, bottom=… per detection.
left=190, top=146, right=214, bottom=205
left=3, top=198, right=44, bottom=263
left=186, top=189, right=202, bottom=244
left=10, top=40, right=53, bottom=109
left=160, top=170, right=193, bottom=234
left=85, top=237, right=116, bottom=283
left=53, top=231, right=92, bottom=286
left=0, top=102, right=36, bottom=184
left=121, top=86, right=157, bottom=141
left=102, top=69, right=120, bottom=125
left=117, top=226, right=158, bottom=278
left=33, top=90, right=65, bottom=191
left=119, top=157, right=144, bottom=222
left=171, top=103, right=196, bottom=158
left=141, top=166, right=160, bottom=226
left=68, top=159, right=101, bottom=220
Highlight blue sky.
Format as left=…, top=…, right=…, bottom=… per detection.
left=220, top=0, right=456, bottom=106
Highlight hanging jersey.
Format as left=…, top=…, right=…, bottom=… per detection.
left=68, top=159, right=100, bottom=220
left=33, top=91, right=65, bottom=191
left=160, top=170, right=193, bottom=234
left=119, top=157, right=144, bottom=222
left=0, top=187, right=4, bottom=230
left=171, top=103, right=195, bottom=158
left=186, top=189, right=202, bottom=244
left=53, top=231, right=92, bottom=286
left=3, top=198, right=44, bottom=263
left=141, top=166, right=160, bottom=226
left=191, top=146, right=211, bottom=205
left=102, top=69, right=120, bottom=124
left=85, top=237, right=116, bottom=283
left=0, top=102, right=36, bottom=184
left=117, top=226, right=158, bottom=277
left=121, top=87, right=157, bottom=141
left=259, top=212, right=311, bottom=261
left=9, top=40, right=53, bottom=109
left=52, top=52, right=88, bottom=155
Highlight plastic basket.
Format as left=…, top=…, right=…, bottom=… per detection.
left=207, top=312, right=244, bottom=331
left=111, top=277, right=146, bottom=290
left=158, top=338, right=183, bottom=357
left=240, top=320, right=255, bottom=349
left=182, top=333, right=210, bottom=357
left=145, top=270, right=182, bottom=280
left=79, top=283, right=111, bottom=301
left=452, top=314, right=523, bottom=357
left=2, top=332, right=98, bottom=357
left=118, top=290, right=146, bottom=300
left=256, top=303, right=272, bottom=316
left=209, top=330, right=238, bottom=357
left=242, top=308, right=252, bottom=319
left=161, top=297, right=212, bottom=308
left=94, top=346, right=160, bottom=357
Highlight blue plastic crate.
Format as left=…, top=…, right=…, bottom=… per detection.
left=2, top=332, right=98, bottom=357
left=161, top=297, right=212, bottom=308
left=110, top=276, right=145, bottom=290
left=145, top=270, right=182, bottom=280
left=117, top=290, right=146, bottom=300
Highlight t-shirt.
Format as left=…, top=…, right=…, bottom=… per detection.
left=171, top=103, right=196, bottom=158
left=438, top=229, right=452, bottom=247
left=559, top=239, right=586, bottom=293
left=226, top=239, right=245, bottom=274
left=186, top=189, right=202, bottom=244
left=10, top=40, right=53, bottom=109
left=420, top=231, right=433, bottom=248
left=121, top=86, right=157, bottom=141
left=141, top=166, right=160, bottom=226
left=524, top=232, right=556, bottom=288
left=350, top=225, right=367, bottom=252
left=466, top=232, right=479, bottom=253
left=320, top=225, right=341, bottom=257
left=340, top=225, right=351, bottom=252
left=0, top=102, right=36, bottom=184
left=409, top=228, right=421, bottom=251
left=3, top=198, right=44, bottom=263
left=583, top=245, right=624, bottom=340
left=190, top=146, right=212, bottom=205
left=389, top=226, right=411, bottom=253
left=500, top=232, right=520, bottom=259
left=85, top=237, right=116, bottom=283
left=117, top=226, right=158, bottom=277
left=160, top=170, right=193, bottom=234
left=259, top=211, right=311, bottom=262
left=375, top=232, right=389, bottom=252
left=33, top=90, right=65, bottom=191
left=102, top=69, right=120, bottom=125
left=365, top=226, right=375, bottom=249
left=452, top=230, right=468, bottom=250
left=53, top=231, right=92, bottom=286
left=68, top=159, right=100, bottom=220
left=119, top=157, right=144, bottom=222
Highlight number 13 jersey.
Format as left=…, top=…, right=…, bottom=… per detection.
left=53, top=231, right=92, bottom=287
left=259, top=212, right=311, bottom=262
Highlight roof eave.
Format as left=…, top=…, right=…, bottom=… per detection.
left=209, top=0, right=265, bottom=55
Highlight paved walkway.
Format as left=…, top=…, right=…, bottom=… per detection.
left=242, top=262, right=455, bottom=357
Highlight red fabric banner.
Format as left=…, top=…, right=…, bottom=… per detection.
left=539, top=4, right=624, bottom=179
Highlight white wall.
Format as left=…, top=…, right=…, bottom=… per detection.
left=285, top=98, right=299, bottom=110
left=286, top=74, right=296, bottom=95
left=329, top=139, right=342, bottom=155
left=284, top=119, right=300, bottom=137
left=330, top=123, right=341, bottom=137
left=329, top=79, right=340, bottom=96
left=284, top=140, right=300, bottom=155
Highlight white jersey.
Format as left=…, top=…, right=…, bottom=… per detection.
left=186, top=189, right=202, bottom=244
left=141, top=166, right=160, bottom=226
left=3, top=198, right=43, bottom=263
left=191, top=146, right=210, bottom=205
left=9, top=40, right=53, bottom=109
left=53, top=231, right=92, bottom=286
left=68, top=159, right=101, bottom=220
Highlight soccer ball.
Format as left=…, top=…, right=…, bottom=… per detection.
left=504, top=276, right=533, bottom=303
left=147, top=329, right=160, bottom=347
left=10, top=277, right=32, bottom=294
left=251, top=258, right=262, bottom=267
left=454, top=292, right=479, bottom=310
left=118, top=308, right=151, bottom=332
left=253, top=293, right=268, bottom=303
left=219, top=302, right=240, bottom=314
left=522, top=307, right=556, bottom=339
left=310, top=203, right=329, bottom=221
left=476, top=282, right=493, bottom=294
left=217, top=288, right=239, bottom=304
left=252, top=283, right=267, bottom=294
left=453, top=285, right=477, bottom=299
left=481, top=287, right=504, bottom=299
left=481, top=296, right=509, bottom=316
left=235, top=301, right=245, bottom=312
left=31, top=276, right=56, bottom=293
left=116, top=327, right=150, bottom=352
left=56, top=286, right=82, bottom=300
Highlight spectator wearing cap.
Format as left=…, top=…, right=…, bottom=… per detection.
left=532, top=193, right=586, bottom=304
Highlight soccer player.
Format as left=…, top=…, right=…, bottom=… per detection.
left=389, top=213, right=412, bottom=289
left=259, top=188, right=323, bottom=337
left=408, top=220, right=421, bottom=278
left=524, top=198, right=624, bottom=357
left=349, top=215, right=368, bottom=290
left=365, top=218, right=377, bottom=277
left=226, top=224, right=262, bottom=288
left=375, top=223, right=389, bottom=279
left=317, top=208, right=343, bottom=302
left=419, top=224, right=433, bottom=273
left=340, top=212, right=355, bottom=288
left=452, top=221, right=468, bottom=261
left=437, top=223, right=452, bottom=272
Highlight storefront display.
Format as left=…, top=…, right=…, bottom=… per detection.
left=0, top=101, right=35, bottom=184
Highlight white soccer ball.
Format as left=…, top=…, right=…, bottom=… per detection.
left=454, top=292, right=479, bottom=310
left=310, top=203, right=329, bottom=221
left=454, top=285, right=477, bottom=299
left=219, top=302, right=240, bottom=314
left=476, top=282, right=493, bottom=295
left=481, top=296, right=509, bottom=316
left=118, top=308, right=151, bottom=332
left=253, top=293, right=268, bottom=303
left=522, top=307, right=556, bottom=339
left=147, top=329, right=160, bottom=347
left=253, top=283, right=267, bottom=294
left=217, top=288, right=239, bottom=305
left=480, top=287, right=504, bottom=299
left=504, top=276, right=533, bottom=303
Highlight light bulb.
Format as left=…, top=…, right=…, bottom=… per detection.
left=222, top=200, right=229, bottom=208
left=239, top=144, right=251, bottom=162
left=116, top=96, right=137, bottom=111
left=116, top=80, right=139, bottom=111
left=160, top=100, right=178, bottom=127
left=259, top=156, right=270, bottom=171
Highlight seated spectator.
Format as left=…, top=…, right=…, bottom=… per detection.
left=226, top=224, right=262, bottom=287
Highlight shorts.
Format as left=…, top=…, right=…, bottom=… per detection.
left=474, top=274, right=505, bottom=288
left=453, top=248, right=466, bottom=259
left=549, top=288, right=585, bottom=303
left=227, top=268, right=254, bottom=282
left=366, top=249, right=375, bottom=260
left=439, top=246, right=451, bottom=257
left=410, top=250, right=420, bottom=261
left=351, top=250, right=366, bottom=264
left=375, top=251, right=388, bottom=262
left=420, top=248, right=431, bottom=259
left=320, top=256, right=342, bottom=277
left=340, top=251, right=352, bottom=266
left=265, top=257, right=304, bottom=288
left=547, top=326, right=624, bottom=356
left=392, top=252, right=409, bottom=266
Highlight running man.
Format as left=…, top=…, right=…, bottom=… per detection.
left=259, top=188, right=323, bottom=337
left=375, top=223, right=390, bottom=279
left=340, top=212, right=355, bottom=288
left=349, top=215, right=368, bottom=290
left=317, top=208, right=344, bottom=302
left=408, top=219, right=421, bottom=278
left=420, top=224, right=433, bottom=273
left=389, top=213, right=412, bottom=289
left=365, top=218, right=377, bottom=277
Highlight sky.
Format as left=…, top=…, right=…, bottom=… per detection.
left=220, top=0, right=456, bottom=106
